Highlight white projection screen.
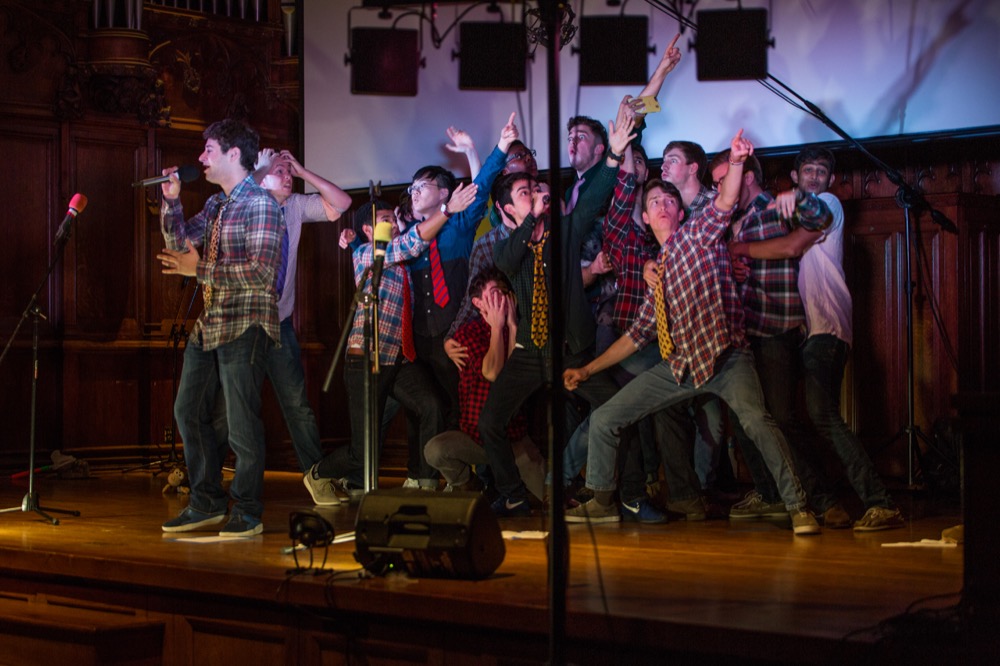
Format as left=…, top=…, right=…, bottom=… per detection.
left=302, top=0, right=1000, bottom=191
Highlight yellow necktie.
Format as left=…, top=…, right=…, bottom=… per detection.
left=202, top=199, right=230, bottom=310
left=653, top=259, right=674, bottom=359
left=529, top=231, right=549, bottom=348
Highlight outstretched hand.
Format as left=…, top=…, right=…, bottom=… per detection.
left=730, top=128, right=754, bottom=164
left=445, top=182, right=478, bottom=215
left=607, top=101, right=638, bottom=158
left=497, top=112, right=519, bottom=153
left=445, top=127, right=476, bottom=154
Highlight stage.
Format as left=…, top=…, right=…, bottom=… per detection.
left=0, top=468, right=975, bottom=664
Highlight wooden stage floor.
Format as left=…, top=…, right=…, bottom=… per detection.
left=0, top=468, right=972, bottom=664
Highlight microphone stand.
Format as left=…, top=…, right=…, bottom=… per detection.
left=121, top=278, right=199, bottom=475
left=0, top=213, right=82, bottom=524
left=764, top=74, right=958, bottom=487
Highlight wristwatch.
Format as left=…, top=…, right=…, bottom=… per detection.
left=440, top=202, right=452, bottom=218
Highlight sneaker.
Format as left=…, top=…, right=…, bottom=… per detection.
left=821, top=503, right=852, bottom=529
left=621, top=498, right=668, bottom=524
left=219, top=512, right=263, bottom=537
left=666, top=496, right=708, bottom=521
left=490, top=495, right=531, bottom=518
left=565, top=498, right=621, bottom=524
left=303, top=465, right=341, bottom=507
left=401, top=477, right=420, bottom=489
left=729, top=490, right=788, bottom=520
left=853, top=506, right=905, bottom=532
left=162, top=506, right=226, bottom=533
left=790, top=510, right=821, bottom=536
left=333, top=478, right=365, bottom=503
left=448, top=474, right=484, bottom=493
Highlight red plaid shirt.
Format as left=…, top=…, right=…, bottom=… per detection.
left=627, top=200, right=745, bottom=388
left=453, top=316, right=527, bottom=444
left=734, top=192, right=804, bottom=337
left=601, top=171, right=659, bottom=333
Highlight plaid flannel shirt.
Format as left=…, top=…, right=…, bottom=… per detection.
left=348, top=225, right=429, bottom=364
left=601, top=171, right=659, bottom=333
left=160, top=175, right=284, bottom=351
left=734, top=192, right=807, bottom=338
left=627, top=200, right=746, bottom=388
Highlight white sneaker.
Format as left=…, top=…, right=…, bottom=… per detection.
left=402, top=477, right=420, bottom=489
left=302, top=464, right=341, bottom=506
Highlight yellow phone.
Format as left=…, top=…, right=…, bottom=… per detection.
left=637, top=96, right=661, bottom=114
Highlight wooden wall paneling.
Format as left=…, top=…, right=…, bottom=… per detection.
left=955, top=194, right=1000, bottom=393
left=0, top=120, right=62, bottom=465
left=63, top=122, right=148, bottom=338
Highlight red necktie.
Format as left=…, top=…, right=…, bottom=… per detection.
left=400, top=270, right=416, bottom=362
left=429, top=238, right=449, bottom=307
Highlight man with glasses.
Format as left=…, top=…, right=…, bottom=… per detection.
left=404, top=113, right=520, bottom=440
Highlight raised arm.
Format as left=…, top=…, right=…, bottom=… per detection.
left=445, top=127, right=481, bottom=180
left=715, top=129, right=753, bottom=213
left=278, top=150, right=352, bottom=215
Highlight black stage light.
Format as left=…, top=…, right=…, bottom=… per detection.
left=457, top=22, right=528, bottom=91
left=289, top=510, right=334, bottom=548
left=695, top=8, right=770, bottom=81
left=577, top=15, right=649, bottom=86
left=348, top=27, right=420, bottom=96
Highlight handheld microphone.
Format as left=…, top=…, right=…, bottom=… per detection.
left=133, top=165, right=200, bottom=188
left=542, top=194, right=551, bottom=205
left=55, top=193, right=88, bottom=244
left=370, top=220, right=394, bottom=292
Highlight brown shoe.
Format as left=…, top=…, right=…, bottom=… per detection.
left=853, top=506, right=905, bottom=532
left=821, top=503, right=852, bottom=529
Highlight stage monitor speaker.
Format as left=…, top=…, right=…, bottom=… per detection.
left=354, top=489, right=505, bottom=579
left=695, top=8, right=769, bottom=81
left=578, top=16, right=648, bottom=86
left=349, top=27, right=420, bottom=96
left=458, top=22, right=527, bottom=91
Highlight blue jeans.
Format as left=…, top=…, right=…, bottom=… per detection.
left=802, top=335, right=891, bottom=508
left=174, top=325, right=272, bottom=519
left=585, top=348, right=808, bottom=511
left=692, top=395, right=727, bottom=490
left=268, top=318, right=323, bottom=472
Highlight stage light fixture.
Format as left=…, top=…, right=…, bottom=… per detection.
left=346, top=27, right=422, bottom=96
left=694, top=8, right=772, bottom=81
left=456, top=22, right=528, bottom=90
left=576, top=15, right=650, bottom=86
left=289, top=510, right=334, bottom=548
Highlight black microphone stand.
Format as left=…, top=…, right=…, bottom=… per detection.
left=121, top=278, right=199, bottom=475
left=322, top=190, right=385, bottom=496
left=0, top=212, right=82, bottom=525
left=764, top=74, right=958, bottom=488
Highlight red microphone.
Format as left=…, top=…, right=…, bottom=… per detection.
left=55, top=193, right=88, bottom=244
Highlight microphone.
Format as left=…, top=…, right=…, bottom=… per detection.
left=370, top=220, right=394, bottom=292
left=133, top=165, right=200, bottom=188
left=55, top=193, right=88, bottom=244
left=542, top=194, right=551, bottom=205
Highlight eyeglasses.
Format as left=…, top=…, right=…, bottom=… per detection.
left=505, top=148, right=537, bottom=164
left=407, top=181, right=439, bottom=195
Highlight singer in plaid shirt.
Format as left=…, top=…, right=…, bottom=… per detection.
left=157, top=119, right=283, bottom=537
left=564, top=130, right=819, bottom=533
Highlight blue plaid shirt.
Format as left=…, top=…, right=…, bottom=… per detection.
left=349, top=225, right=429, bottom=364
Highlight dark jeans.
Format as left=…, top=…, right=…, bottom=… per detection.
left=268, top=317, right=323, bottom=472
left=737, top=328, right=837, bottom=511
left=802, top=335, right=891, bottom=508
left=414, top=331, right=461, bottom=430
left=174, top=325, right=272, bottom=519
left=479, top=347, right=620, bottom=501
left=317, top=356, right=443, bottom=487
